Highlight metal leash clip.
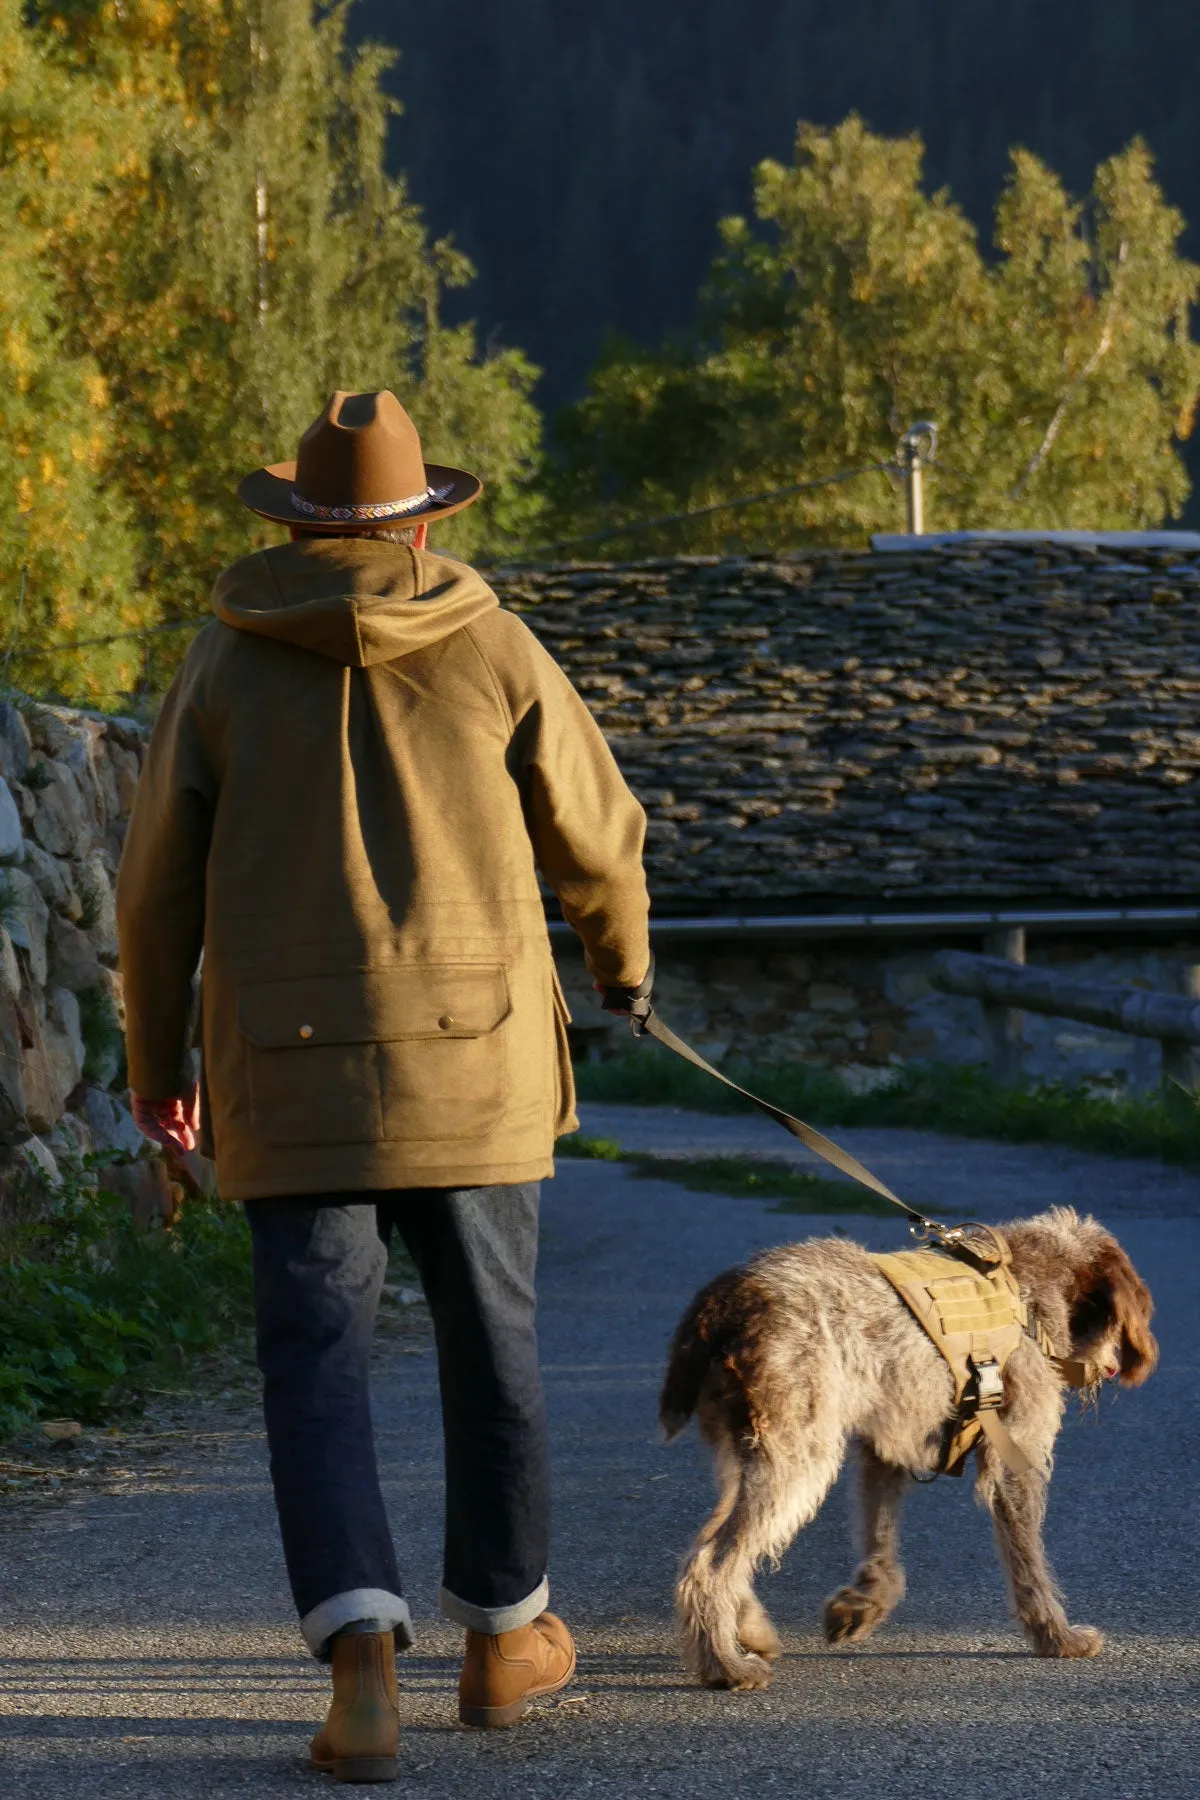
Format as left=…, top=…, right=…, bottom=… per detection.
left=923, top=1221, right=1007, bottom=1271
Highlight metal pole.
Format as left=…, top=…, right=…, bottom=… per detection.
left=1162, top=958, right=1200, bottom=1098
left=982, top=927, right=1026, bottom=1084
left=906, top=456, right=924, bottom=535
left=898, top=421, right=938, bottom=536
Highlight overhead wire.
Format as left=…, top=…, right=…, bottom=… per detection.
left=483, top=461, right=896, bottom=567
left=3, top=615, right=204, bottom=659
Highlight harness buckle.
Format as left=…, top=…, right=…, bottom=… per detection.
left=966, top=1354, right=1005, bottom=1412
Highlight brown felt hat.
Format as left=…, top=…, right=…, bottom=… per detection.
left=237, top=389, right=482, bottom=531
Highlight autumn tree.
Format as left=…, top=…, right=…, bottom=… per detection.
left=26, top=0, right=542, bottom=694
left=0, top=0, right=146, bottom=705
left=554, top=117, right=1200, bottom=549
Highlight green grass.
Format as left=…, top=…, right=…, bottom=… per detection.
left=75, top=872, right=106, bottom=933
left=558, top=1134, right=626, bottom=1161
left=573, top=1050, right=1200, bottom=1167
left=0, top=1154, right=254, bottom=1437
left=557, top=1133, right=892, bottom=1213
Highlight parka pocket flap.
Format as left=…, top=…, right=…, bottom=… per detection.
left=238, top=966, right=510, bottom=1050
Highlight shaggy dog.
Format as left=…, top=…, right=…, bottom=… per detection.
left=661, top=1207, right=1157, bottom=1688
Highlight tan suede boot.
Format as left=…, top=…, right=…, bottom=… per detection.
left=458, top=1611, right=576, bottom=1728
left=309, top=1631, right=400, bottom=1782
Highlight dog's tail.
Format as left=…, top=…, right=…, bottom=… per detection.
left=660, top=1266, right=760, bottom=1440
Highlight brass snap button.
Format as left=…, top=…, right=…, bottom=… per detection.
left=437, top=1015, right=455, bottom=1031
left=298, top=1024, right=314, bottom=1040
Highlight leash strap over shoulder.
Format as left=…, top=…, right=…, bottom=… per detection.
left=975, top=1409, right=1035, bottom=1477
left=633, top=1005, right=937, bottom=1233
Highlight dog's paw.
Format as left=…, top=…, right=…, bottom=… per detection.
left=694, top=1643, right=774, bottom=1691
left=822, top=1586, right=885, bottom=1646
left=737, top=1597, right=783, bottom=1662
left=725, top=1652, right=774, bottom=1692
left=1033, top=1623, right=1104, bottom=1659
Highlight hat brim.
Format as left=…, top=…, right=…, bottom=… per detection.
left=237, top=460, right=484, bottom=531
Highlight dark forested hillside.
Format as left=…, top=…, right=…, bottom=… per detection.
left=354, top=0, right=1200, bottom=410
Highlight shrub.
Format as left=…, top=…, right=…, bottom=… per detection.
left=0, top=1152, right=253, bottom=1437
left=77, top=984, right=125, bottom=1086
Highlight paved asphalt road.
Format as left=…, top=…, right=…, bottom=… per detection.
left=1, top=1109, right=1197, bottom=1797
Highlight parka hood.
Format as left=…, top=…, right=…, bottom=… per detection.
left=212, top=538, right=498, bottom=667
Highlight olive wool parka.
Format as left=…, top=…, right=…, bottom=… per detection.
left=116, top=537, right=651, bottom=1200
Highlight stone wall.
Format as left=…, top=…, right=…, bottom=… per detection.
left=553, top=931, right=1188, bottom=1092
left=493, top=539, right=1200, bottom=908
left=0, top=698, right=146, bottom=1191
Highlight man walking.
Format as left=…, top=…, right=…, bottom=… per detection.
left=116, top=391, right=651, bottom=1780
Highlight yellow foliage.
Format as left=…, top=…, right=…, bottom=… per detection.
left=4, top=326, right=32, bottom=379
left=1, top=0, right=540, bottom=699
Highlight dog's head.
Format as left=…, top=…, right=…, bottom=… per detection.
left=1067, top=1235, right=1158, bottom=1386
left=1006, top=1208, right=1158, bottom=1387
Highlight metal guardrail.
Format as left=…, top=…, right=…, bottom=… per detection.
left=547, top=905, right=1200, bottom=944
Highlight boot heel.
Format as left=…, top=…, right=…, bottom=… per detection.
left=459, top=1696, right=528, bottom=1730
left=331, top=1753, right=399, bottom=1781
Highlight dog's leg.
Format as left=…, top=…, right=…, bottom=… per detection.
left=823, top=1446, right=908, bottom=1645
left=983, top=1464, right=1103, bottom=1658
left=677, top=1434, right=841, bottom=1691
left=736, top=1590, right=782, bottom=1664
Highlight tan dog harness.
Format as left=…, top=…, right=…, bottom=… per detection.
left=872, top=1239, right=1040, bottom=1477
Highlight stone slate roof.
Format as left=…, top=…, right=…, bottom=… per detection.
left=491, top=540, right=1200, bottom=912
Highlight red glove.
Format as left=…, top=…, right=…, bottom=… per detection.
left=131, top=1084, right=201, bottom=1155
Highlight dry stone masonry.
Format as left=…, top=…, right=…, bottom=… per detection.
left=0, top=698, right=146, bottom=1192
left=494, top=539, right=1200, bottom=907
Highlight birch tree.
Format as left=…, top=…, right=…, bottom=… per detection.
left=555, top=117, right=1200, bottom=549
left=38, top=0, right=542, bottom=656
left=0, top=0, right=144, bottom=705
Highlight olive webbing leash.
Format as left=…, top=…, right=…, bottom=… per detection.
left=629, top=1002, right=945, bottom=1239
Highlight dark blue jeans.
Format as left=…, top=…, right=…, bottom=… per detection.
left=244, top=1184, right=549, bottom=1659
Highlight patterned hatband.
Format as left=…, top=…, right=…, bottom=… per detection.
left=290, top=481, right=456, bottom=522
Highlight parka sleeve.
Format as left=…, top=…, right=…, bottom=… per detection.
left=497, top=618, right=651, bottom=988
left=116, top=659, right=217, bottom=1100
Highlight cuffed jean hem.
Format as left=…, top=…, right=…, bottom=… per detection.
left=438, top=1577, right=550, bottom=1635
left=301, top=1589, right=415, bottom=1661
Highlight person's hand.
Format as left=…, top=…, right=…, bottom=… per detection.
left=594, top=957, right=655, bottom=1016
left=131, top=1084, right=201, bottom=1155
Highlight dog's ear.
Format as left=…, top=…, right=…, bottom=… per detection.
left=1069, top=1239, right=1159, bottom=1387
